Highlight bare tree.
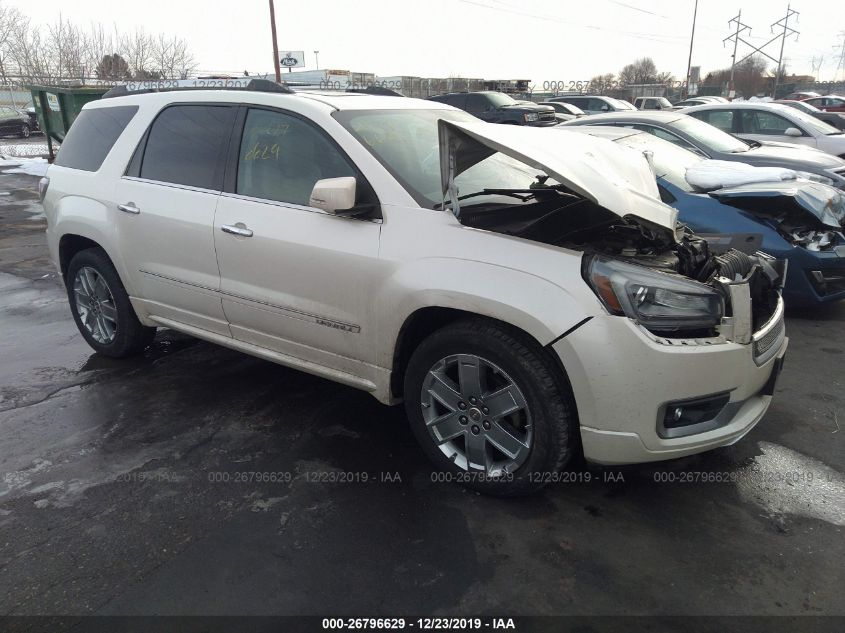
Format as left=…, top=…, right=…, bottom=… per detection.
left=119, top=28, right=154, bottom=78
left=0, top=3, right=197, bottom=84
left=45, top=15, right=86, bottom=79
left=589, top=73, right=616, bottom=94
left=0, top=1, right=23, bottom=81
left=83, top=22, right=119, bottom=80
left=619, top=58, right=658, bottom=85
left=151, top=33, right=194, bottom=79
left=703, top=55, right=770, bottom=98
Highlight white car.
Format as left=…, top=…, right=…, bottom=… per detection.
left=40, top=81, right=787, bottom=495
left=684, top=102, right=845, bottom=157
left=549, top=95, right=637, bottom=115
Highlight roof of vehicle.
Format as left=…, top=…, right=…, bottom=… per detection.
left=85, top=88, right=454, bottom=113
left=560, top=110, right=686, bottom=124
left=429, top=90, right=505, bottom=96
left=556, top=125, right=640, bottom=141
left=553, top=94, right=615, bottom=100
left=682, top=101, right=799, bottom=112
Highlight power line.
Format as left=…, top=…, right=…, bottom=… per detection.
left=772, top=4, right=800, bottom=99
left=723, top=10, right=751, bottom=96
left=456, top=0, right=686, bottom=43
left=834, top=32, right=845, bottom=82
left=723, top=5, right=800, bottom=98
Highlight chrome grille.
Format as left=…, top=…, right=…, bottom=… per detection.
left=752, top=308, right=785, bottom=365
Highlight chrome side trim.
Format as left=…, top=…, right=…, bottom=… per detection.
left=139, top=269, right=361, bottom=334
left=121, top=176, right=221, bottom=195
left=139, top=269, right=218, bottom=293
left=219, top=192, right=383, bottom=224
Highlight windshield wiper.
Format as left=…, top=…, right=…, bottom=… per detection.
left=433, top=185, right=573, bottom=210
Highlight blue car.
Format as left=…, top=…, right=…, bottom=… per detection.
left=558, top=126, right=845, bottom=306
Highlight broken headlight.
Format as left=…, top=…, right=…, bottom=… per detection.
left=585, top=256, right=724, bottom=334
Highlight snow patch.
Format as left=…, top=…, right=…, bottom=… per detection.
left=736, top=441, right=845, bottom=527
left=2, top=158, right=49, bottom=177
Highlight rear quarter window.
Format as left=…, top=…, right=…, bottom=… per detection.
left=53, top=106, right=138, bottom=172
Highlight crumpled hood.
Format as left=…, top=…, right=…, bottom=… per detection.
left=438, top=120, right=677, bottom=231
left=709, top=180, right=845, bottom=229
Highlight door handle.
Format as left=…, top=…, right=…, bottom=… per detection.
left=117, top=202, right=140, bottom=214
left=221, top=223, right=254, bottom=237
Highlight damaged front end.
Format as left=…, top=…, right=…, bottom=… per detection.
left=707, top=180, right=845, bottom=254
left=438, top=120, right=786, bottom=355
left=581, top=234, right=785, bottom=358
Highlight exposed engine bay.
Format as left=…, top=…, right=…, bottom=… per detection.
left=459, top=195, right=784, bottom=333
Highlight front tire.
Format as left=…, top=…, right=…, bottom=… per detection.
left=18, top=124, right=30, bottom=138
left=66, top=248, right=156, bottom=357
left=404, top=318, right=576, bottom=495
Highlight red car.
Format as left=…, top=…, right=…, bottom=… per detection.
left=802, top=95, right=845, bottom=112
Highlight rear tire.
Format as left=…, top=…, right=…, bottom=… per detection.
left=66, top=248, right=156, bottom=357
left=404, top=318, right=576, bottom=496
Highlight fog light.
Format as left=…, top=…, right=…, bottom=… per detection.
left=663, top=393, right=730, bottom=429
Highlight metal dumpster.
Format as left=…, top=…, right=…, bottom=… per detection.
left=27, top=85, right=110, bottom=160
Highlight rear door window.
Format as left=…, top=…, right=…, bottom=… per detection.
left=465, top=93, right=489, bottom=114
left=447, top=94, right=468, bottom=109
left=739, top=110, right=799, bottom=135
left=54, top=106, right=138, bottom=172
left=692, top=109, right=735, bottom=132
left=139, top=105, right=237, bottom=190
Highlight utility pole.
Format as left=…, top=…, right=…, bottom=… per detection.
left=811, top=55, right=824, bottom=82
left=771, top=5, right=800, bottom=99
left=724, top=11, right=750, bottom=98
left=269, top=0, right=281, bottom=83
left=834, top=32, right=845, bottom=82
left=684, top=0, right=699, bottom=98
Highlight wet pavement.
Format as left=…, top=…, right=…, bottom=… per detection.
left=0, top=168, right=843, bottom=625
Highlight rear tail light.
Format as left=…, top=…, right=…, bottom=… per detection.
left=38, top=177, right=49, bottom=203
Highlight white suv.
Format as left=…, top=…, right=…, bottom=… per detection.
left=41, top=81, right=788, bottom=494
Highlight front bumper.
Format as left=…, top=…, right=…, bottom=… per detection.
left=551, top=305, right=787, bottom=465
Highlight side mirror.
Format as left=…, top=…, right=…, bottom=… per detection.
left=600, top=105, right=610, bottom=112
left=309, top=177, right=356, bottom=214
left=784, top=127, right=802, bottom=137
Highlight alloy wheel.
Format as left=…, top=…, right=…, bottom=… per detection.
left=420, top=354, right=532, bottom=475
left=73, top=266, right=118, bottom=344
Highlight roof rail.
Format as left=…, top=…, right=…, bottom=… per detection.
left=102, top=78, right=295, bottom=99
left=345, top=85, right=405, bottom=97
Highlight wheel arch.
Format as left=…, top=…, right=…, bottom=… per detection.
left=59, top=234, right=102, bottom=280
left=389, top=306, right=581, bottom=415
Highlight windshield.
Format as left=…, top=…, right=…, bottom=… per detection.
left=334, top=109, right=557, bottom=209
left=673, top=116, right=749, bottom=153
left=787, top=100, right=820, bottom=113
left=615, top=132, right=702, bottom=192
left=487, top=93, right=518, bottom=107
left=776, top=105, right=841, bottom=135
left=608, top=98, right=636, bottom=110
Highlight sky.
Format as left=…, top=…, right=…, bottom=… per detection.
left=4, top=0, right=844, bottom=84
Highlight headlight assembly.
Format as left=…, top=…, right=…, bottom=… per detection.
left=585, top=256, right=724, bottom=334
left=523, top=112, right=539, bottom=122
